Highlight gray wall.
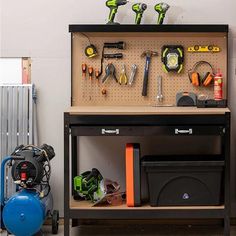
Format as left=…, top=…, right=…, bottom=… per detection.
left=0, top=0, right=236, bottom=216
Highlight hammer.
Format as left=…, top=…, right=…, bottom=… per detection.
left=141, top=50, right=158, bottom=96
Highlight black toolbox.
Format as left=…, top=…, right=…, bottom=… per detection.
left=141, top=155, right=224, bottom=206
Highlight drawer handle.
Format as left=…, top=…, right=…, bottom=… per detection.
left=175, top=129, right=193, bottom=135
left=101, top=129, right=120, bottom=135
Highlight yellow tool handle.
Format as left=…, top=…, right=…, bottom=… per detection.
left=119, top=74, right=128, bottom=85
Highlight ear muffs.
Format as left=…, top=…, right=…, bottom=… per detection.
left=202, top=72, right=214, bottom=86
left=188, top=61, right=214, bottom=87
left=191, top=72, right=200, bottom=86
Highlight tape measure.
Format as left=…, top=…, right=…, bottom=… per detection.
left=85, top=44, right=98, bottom=58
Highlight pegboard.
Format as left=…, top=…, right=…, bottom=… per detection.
left=71, top=32, right=227, bottom=106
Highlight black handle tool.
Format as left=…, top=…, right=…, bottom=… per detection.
left=141, top=50, right=158, bottom=96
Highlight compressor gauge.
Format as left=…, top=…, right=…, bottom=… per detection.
left=11, top=157, right=43, bottom=186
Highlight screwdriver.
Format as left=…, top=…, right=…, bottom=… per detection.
left=88, top=66, right=94, bottom=80
left=95, top=69, right=100, bottom=82
left=82, top=63, right=87, bottom=79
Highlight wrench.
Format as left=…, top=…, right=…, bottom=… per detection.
left=128, top=64, right=137, bottom=85
left=156, top=76, right=163, bottom=102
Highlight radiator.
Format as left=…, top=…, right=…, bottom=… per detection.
left=0, top=84, right=37, bottom=199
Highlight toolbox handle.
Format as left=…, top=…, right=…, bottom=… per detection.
left=175, top=128, right=193, bottom=135
left=101, top=129, right=120, bottom=135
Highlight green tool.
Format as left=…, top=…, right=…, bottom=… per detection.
left=74, top=168, right=121, bottom=205
left=74, top=168, right=103, bottom=201
left=154, top=2, right=170, bottom=25
left=106, top=0, right=128, bottom=24
left=132, top=3, right=147, bottom=25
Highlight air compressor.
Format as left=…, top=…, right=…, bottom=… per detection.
left=0, top=144, right=59, bottom=236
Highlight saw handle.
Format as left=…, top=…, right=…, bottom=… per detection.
left=85, top=168, right=101, bottom=182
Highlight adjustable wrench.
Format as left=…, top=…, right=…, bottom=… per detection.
left=128, top=64, right=137, bottom=85
left=156, top=76, right=163, bottom=102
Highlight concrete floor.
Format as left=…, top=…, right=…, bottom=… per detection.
left=2, top=225, right=235, bottom=236
left=61, top=225, right=236, bottom=236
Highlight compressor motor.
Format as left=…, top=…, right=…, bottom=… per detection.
left=11, top=144, right=55, bottom=190
left=1, top=144, right=59, bottom=236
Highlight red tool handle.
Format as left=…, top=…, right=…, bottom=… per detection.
left=88, top=66, right=94, bottom=80
left=95, top=69, right=100, bottom=81
left=82, top=63, right=87, bottom=79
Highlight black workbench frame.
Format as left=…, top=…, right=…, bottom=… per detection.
left=64, top=112, right=231, bottom=236
left=69, top=24, right=228, bottom=33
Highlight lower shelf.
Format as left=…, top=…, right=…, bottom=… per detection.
left=70, top=199, right=225, bottom=210
left=69, top=199, right=225, bottom=220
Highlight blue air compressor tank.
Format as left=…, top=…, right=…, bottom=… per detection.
left=2, top=189, right=53, bottom=236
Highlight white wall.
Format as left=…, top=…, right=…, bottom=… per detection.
left=0, top=0, right=2, bottom=55
left=1, top=0, right=236, bottom=216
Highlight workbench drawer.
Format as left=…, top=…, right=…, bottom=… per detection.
left=71, top=126, right=224, bottom=136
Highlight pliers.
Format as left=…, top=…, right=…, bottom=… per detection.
left=102, top=63, right=118, bottom=83
left=119, top=64, right=128, bottom=85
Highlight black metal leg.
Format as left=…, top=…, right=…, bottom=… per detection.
left=64, top=217, right=70, bottom=236
left=224, top=215, right=230, bottom=236
left=64, top=113, right=71, bottom=236
left=71, top=136, right=79, bottom=228
left=71, top=136, right=78, bottom=196
left=223, top=113, right=231, bottom=236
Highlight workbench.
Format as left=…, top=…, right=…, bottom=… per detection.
left=65, top=24, right=230, bottom=235
left=64, top=106, right=230, bottom=236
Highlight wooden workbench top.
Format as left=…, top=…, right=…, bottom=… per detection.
left=66, top=106, right=230, bottom=115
